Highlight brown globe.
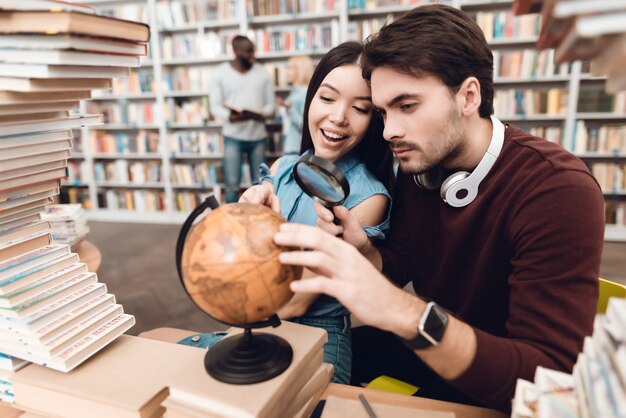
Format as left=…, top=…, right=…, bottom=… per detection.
left=181, top=203, right=303, bottom=324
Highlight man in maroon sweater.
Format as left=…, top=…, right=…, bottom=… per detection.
left=273, top=4, right=604, bottom=414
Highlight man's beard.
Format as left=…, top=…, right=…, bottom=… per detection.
left=395, top=106, right=464, bottom=175
left=240, top=58, right=253, bottom=69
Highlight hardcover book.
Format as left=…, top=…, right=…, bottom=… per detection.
left=0, top=50, right=141, bottom=68
left=0, top=10, right=150, bottom=42
left=167, top=321, right=327, bottom=418
left=0, top=34, right=147, bottom=56
left=0, top=77, right=113, bottom=93
left=0, top=63, right=129, bottom=79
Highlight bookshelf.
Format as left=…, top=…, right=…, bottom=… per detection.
left=69, top=0, right=626, bottom=241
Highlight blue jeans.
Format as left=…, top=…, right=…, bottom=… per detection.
left=290, top=315, right=352, bottom=384
left=223, top=136, right=267, bottom=203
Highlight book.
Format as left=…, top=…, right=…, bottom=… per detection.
left=29, top=313, right=134, bottom=372
left=0, top=352, right=28, bottom=372
left=164, top=349, right=325, bottom=418
left=1, top=302, right=123, bottom=358
left=0, top=261, right=85, bottom=308
left=0, top=168, right=68, bottom=194
left=0, top=114, right=101, bottom=136
left=0, top=282, right=107, bottom=334
left=0, top=101, right=80, bottom=116
left=511, top=0, right=542, bottom=15
left=167, top=321, right=327, bottom=418
left=321, top=396, right=455, bottom=418
left=0, top=90, right=90, bottom=105
left=590, top=33, right=626, bottom=76
left=0, top=10, right=150, bottom=42
left=0, top=251, right=77, bottom=296
left=554, top=25, right=622, bottom=64
left=4, top=293, right=115, bottom=346
left=0, top=233, right=51, bottom=263
left=0, top=139, right=71, bottom=160
left=12, top=335, right=205, bottom=418
left=0, top=179, right=59, bottom=202
left=0, top=110, right=70, bottom=124
left=40, top=204, right=82, bottom=222
left=0, top=159, right=68, bottom=182
left=0, top=271, right=96, bottom=319
left=538, top=0, right=626, bottom=49
left=0, top=33, right=147, bottom=56
left=0, top=213, right=41, bottom=233
left=0, top=220, right=51, bottom=246
left=0, top=50, right=141, bottom=68
left=0, top=0, right=94, bottom=13
left=223, top=102, right=265, bottom=120
left=0, top=129, right=71, bottom=149
left=0, top=152, right=71, bottom=175
left=0, top=197, right=52, bottom=221
left=0, top=190, right=57, bottom=212
left=0, top=77, right=112, bottom=93
left=605, top=67, right=626, bottom=94
left=282, top=362, right=333, bottom=418
left=0, top=63, right=129, bottom=79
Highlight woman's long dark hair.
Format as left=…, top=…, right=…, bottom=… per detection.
left=299, top=41, right=394, bottom=191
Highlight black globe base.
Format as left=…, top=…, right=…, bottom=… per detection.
left=205, top=328, right=293, bottom=384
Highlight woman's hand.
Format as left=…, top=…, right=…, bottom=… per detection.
left=239, top=184, right=280, bottom=213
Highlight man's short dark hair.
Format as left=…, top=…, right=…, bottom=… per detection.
left=362, top=4, right=494, bottom=118
left=232, top=35, right=252, bottom=49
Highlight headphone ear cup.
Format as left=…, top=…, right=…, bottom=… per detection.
left=413, top=167, right=446, bottom=190
left=440, top=171, right=477, bottom=207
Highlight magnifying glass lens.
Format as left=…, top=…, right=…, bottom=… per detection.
left=295, top=163, right=344, bottom=205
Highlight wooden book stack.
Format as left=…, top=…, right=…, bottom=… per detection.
left=0, top=0, right=151, bottom=407
left=164, top=321, right=333, bottom=418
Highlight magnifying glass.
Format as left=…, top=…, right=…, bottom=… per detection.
left=292, top=154, right=350, bottom=223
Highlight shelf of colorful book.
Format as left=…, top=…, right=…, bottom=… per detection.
left=92, top=153, right=162, bottom=160
left=159, top=20, right=240, bottom=33
left=170, top=154, right=224, bottom=160
left=91, top=93, right=158, bottom=101
left=96, top=182, right=165, bottom=189
left=576, top=113, right=626, bottom=122
left=163, top=91, right=211, bottom=98
left=95, top=124, right=160, bottom=130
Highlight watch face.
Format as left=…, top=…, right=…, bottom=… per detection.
left=401, top=301, right=449, bottom=350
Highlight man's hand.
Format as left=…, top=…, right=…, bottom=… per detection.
left=314, top=202, right=372, bottom=256
left=229, top=110, right=248, bottom=122
left=274, top=223, right=415, bottom=333
left=239, top=184, right=280, bottom=213
left=242, top=110, right=265, bottom=122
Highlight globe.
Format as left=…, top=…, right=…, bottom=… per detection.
left=181, top=203, right=303, bottom=325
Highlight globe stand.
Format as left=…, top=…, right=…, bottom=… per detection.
left=205, top=327, right=293, bottom=384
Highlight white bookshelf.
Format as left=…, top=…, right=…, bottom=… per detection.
left=70, top=0, right=626, bottom=241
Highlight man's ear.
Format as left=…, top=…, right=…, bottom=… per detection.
left=456, top=77, right=482, bottom=116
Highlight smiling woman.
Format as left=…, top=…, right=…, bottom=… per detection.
left=238, top=41, right=394, bottom=385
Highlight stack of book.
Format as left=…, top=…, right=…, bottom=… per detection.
left=511, top=297, right=626, bottom=418
left=515, top=0, right=626, bottom=93
left=0, top=0, right=151, bottom=402
left=164, top=321, right=333, bottom=418
left=11, top=335, right=208, bottom=418
left=41, top=203, right=89, bottom=250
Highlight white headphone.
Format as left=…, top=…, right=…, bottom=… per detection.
left=413, top=115, right=505, bottom=208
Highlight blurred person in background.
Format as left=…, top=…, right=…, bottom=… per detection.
left=210, top=35, right=275, bottom=203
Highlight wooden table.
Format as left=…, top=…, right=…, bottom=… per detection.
left=75, top=240, right=101, bottom=273
left=138, top=328, right=506, bottom=418
left=0, top=328, right=507, bottom=418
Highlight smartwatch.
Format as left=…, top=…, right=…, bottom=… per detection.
left=402, top=301, right=449, bottom=350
